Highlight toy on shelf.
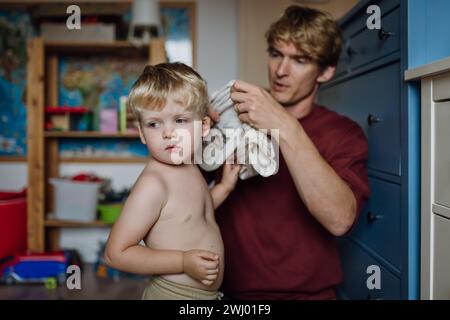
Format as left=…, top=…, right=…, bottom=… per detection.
left=45, top=106, right=91, bottom=131
left=98, top=187, right=129, bottom=224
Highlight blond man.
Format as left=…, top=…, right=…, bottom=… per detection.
left=215, top=6, right=370, bottom=299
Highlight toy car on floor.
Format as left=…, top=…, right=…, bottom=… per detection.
left=0, top=251, right=69, bottom=285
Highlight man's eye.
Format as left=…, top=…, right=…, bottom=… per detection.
left=295, top=58, right=306, bottom=64
left=269, top=51, right=280, bottom=58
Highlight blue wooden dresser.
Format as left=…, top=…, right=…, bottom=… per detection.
left=317, top=0, right=413, bottom=299
left=319, top=0, right=450, bottom=300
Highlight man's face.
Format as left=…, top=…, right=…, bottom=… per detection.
left=268, top=41, right=323, bottom=106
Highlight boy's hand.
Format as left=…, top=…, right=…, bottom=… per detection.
left=220, top=162, right=241, bottom=193
left=208, top=107, right=220, bottom=124
left=183, top=250, right=219, bottom=286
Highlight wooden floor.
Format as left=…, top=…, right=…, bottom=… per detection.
left=0, top=264, right=148, bottom=300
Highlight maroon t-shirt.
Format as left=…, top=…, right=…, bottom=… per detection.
left=216, top=105, right=370, bottom=300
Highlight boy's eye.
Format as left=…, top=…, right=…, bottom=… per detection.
left=146, top=122, right=159, bottom=128
left=176, top=118, right=188, bottom=124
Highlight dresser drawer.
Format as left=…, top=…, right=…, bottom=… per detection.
left=346, top=7, right=400, bottom=71
left=433, top=73, right=450, bottom=101
left=319, top=62, right=401, bottom=176
left=432, top=214, right=450, bottom=299
left=351, top=178, right=401, bottom=269
left=434, top=101, right=450, bottom=209
left=338, top=238, right=401, bottom=299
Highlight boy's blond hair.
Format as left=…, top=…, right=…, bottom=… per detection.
left=266, top=5, right=343, bottom=68
left=128, top=62, right=209, bottom=122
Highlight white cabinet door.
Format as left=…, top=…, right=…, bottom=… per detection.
left=434, top=101, right=450, bottom=209
left=433, top=214, right=450, bottom=299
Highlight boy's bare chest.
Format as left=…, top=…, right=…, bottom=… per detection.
left=160, top=173, right=212, bottom=221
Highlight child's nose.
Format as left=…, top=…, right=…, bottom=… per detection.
left=162, top=125, right=175, bottom=139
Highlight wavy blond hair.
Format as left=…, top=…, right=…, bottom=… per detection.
left=127, top=62, right=209, bottom=122
left=266, top=5, right=343, bottom=68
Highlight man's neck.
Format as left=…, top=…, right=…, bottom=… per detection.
left=283, top=90, right=317, bottom=120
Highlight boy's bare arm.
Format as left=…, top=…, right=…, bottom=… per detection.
left=211, top=163, right=240, bottom=209
left=104, top=174, right=182, bottom=274
left=105, top=173, right=219, bottom=283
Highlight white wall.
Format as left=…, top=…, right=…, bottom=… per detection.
left=197, top=0, right=239, bottom=93
left=0, top=0, right=239, bottom=263
left=0, top=163, right=27, bottom=190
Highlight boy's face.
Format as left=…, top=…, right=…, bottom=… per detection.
left=267, top=40, right=335, bottom=106
left=137, top=98, right=210, bottom=165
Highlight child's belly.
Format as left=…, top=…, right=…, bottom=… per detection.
left=146, top=219, right=225, bottom=291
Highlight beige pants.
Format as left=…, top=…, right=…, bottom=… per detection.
left=141, top=276, right=220, bottom=300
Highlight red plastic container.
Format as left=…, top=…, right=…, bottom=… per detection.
left=0, top=189, right=27, bottom=259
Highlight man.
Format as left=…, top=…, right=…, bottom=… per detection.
left=215, top=5, right=370, bottom=299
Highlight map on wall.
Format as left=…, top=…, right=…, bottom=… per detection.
left=59, top=57, right=145, bottom=111
left=58, top=56, right=149, bottom=158
left=0, top=11, right=33, bottom=157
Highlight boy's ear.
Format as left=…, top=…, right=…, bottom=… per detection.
left=202, top=116, right=211, bottom=137
left=137, top=123, right=146, bottom=145
left=317, top=65, right=336, bottom=83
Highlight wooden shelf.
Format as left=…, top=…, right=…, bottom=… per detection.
left=60, top=157, right=147, bottom=163
left=45, top=219, right=112, bottom=228
left=45, top=41, right=151, bottom=56
left=0, top=156, right=27, bottom=162
left=45, top=131, right=140, bottom=138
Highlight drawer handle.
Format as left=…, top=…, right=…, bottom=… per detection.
left=378, top=28, right=395, bottom=40
left=346, top=46, right=357, bottom=57
left=367, top=114, right=382, bottom=125
left=367, top=211, right=383, bottom=223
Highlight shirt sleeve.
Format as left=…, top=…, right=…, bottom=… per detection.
left=327, top=122, right=370, bottom=229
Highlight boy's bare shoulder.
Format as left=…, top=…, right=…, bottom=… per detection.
left=130, top=167, right=168, bottom=202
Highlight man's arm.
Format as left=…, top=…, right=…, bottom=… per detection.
left=104, top=173, right=219, bottom=283
left=231, top=80, right=357, bottom=236
left=279, top=117, right=357, bottom=236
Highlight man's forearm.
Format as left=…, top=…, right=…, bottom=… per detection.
left=278, top=118, right=356, bottom=236
left=105, top=245, right=184, bottom=275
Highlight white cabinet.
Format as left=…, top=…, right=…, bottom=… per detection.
left=433, top=214, right=450, bottom=299
left=405, top=56, right=450, bottom=300
left=434, top=101, right=450, bottom=209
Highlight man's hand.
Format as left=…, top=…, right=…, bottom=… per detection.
left=231, top=80, right=291, bottom=130
left=183, top=250, right=219, bottom=286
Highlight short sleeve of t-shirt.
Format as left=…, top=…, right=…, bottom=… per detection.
left=327, top=121, right=370, bottom=222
